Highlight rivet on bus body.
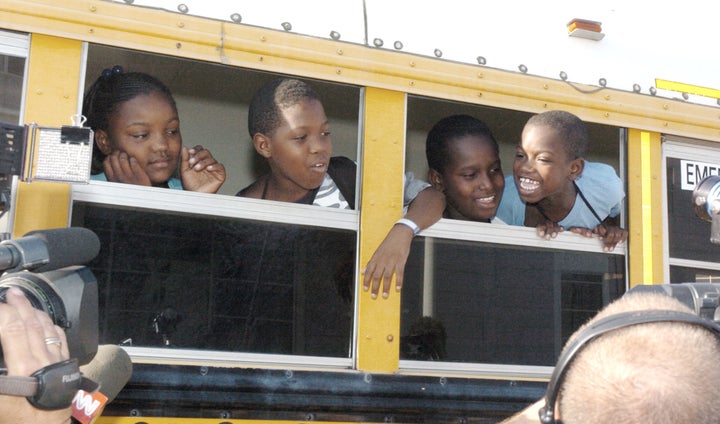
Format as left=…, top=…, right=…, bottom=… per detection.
left=409, top=61, right=416, bottom=67
left=604, top=95, right=611, bottom=101
left=604, top=112, right=610, bottom=118
left=88, top=28, right=94, bottom=34
left=90, top=6, right=96, bottom=12
left=175, top=42, right=182, bottom=49
left=477, top=72, right=484, bottom=79
left=178, top=22, right=185, bottom=28
left=336, top=69, right=342, bottom=75
left=663, top=122, right=669, bottom=127
left=36, top=89, right=42, bottom=95
left=259, top=56, right=264, bottom=62
left=409, top=81, right=415, bottom=86
left=543, top=103, right=548, bottom=108
left=543, top=84, right=548, bottom=90
left=260, top=36, right=266, bottom=42
left=477, top=93, right=483, bottom=98
left=386, top=334, right=394, bottom=342
left=663, top=104, right=669, bottom=110
left=336, top=49, right=343, bottom=55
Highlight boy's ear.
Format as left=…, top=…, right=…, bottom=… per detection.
left=569, top=158, right=585, bottom=180
left=95, top=130, right=113, bottom=155
left=428, top=168, right=445, bottom=192
left=252, top=133, right=272, bottom=159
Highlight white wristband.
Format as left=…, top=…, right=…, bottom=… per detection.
left=396, top=218, right=420, bottom=236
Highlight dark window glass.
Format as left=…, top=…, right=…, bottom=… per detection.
left=666, top=157, right=720, bottom=260
left=670, top=266, right=720, bottom=284
left=400, top=237, right=625, bottom=366
left=72, top=202, right=355, bottom=357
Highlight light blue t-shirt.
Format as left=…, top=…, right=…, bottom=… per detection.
left=91, top=172, right=184, bottom=190
left=496, top=161, right=624, bottom=229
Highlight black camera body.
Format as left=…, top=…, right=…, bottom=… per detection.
left=0, top=266, right=98, bottom=365
left=0, top=227, right=100, bottom=366
left=0, top=266, right=99, bottom=365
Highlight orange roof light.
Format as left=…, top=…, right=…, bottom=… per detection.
left=567, top=18, right=604, bottom=41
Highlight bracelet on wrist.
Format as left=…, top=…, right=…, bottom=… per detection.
left=395, top=218, right=420, bottom=236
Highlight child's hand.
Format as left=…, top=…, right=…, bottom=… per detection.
left=594, top=224, right=627, bottom=252
left=537, top=221, right=564, bottom=240
left=180, top=145, right=227, bottom=193
left=103, top=151, right=152, bottom=186
left=568, top=223, right=627, bottom=251
left=361, top=224, right=414, bottom=299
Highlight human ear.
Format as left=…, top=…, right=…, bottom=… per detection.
left=569, top=158, right=585, bottom=180
left=252, top=133, right=272, bottom=159
left=95, top=130, right=114, bottom=155
left=428, top=168, right=445, bottom=192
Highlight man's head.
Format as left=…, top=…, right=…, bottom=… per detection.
left=553, top=292, right=720, bottom=423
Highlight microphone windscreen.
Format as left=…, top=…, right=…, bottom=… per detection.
left=79, top=345, right=133, bottom=402
left=24, top=227, right=100, bottom=273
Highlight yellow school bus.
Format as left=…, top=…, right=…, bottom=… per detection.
left=1, top=1, right=719, bottom=422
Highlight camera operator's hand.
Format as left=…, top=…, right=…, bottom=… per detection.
left=0, top=287, right=71, bottom=424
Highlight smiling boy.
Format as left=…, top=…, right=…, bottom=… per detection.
left=496, top=110, right=626, bottom=251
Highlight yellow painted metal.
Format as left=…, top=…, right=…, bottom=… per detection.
left=627, top=129, right=664, bottom=286
left=656, top=79, right=720, bottom=99
left=356, top=87, right=406, bottom=373
left=2, top=0, right=720, bottom=143
left=11, top=33, right=82, bottom=236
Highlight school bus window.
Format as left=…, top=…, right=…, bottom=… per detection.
left=84, top=44, right=360, bottom=198
left=400, top=96, right=626, bottom=367
left=76, top=45, right=362, bottom=362
left=663, top=139, right=720, bottom=281
left=71, top=199, right=355, bottom=358
left=0, top=52, right=26, bottom=124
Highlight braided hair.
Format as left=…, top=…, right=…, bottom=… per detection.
left=82, top=66, right=177, bottom=174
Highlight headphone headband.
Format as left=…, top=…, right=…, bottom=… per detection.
left=539, top=309, right=720, bottom=424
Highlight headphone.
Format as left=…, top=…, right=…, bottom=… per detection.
left=538, top=309, right=720, bottom=424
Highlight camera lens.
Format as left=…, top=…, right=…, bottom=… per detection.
left=693, top=175, right=720, bottom=222
left=0, top=271, right=68, bottom=329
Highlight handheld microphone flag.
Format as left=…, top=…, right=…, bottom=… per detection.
left=72, top=345, right=132, bottom=424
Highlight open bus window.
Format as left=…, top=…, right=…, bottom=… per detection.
left=71, top=200, right=355, bottom=357
left=84, top=44, right=361, bottom=200
left=400, top=96, right=627, bottom=366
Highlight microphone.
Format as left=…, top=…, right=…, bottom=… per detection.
left=72, top=345, right=133, bottom=424
left=22, top=227, right=100, bottom=273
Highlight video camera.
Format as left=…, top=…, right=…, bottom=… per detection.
left=0, top=227, right=100, bottom=365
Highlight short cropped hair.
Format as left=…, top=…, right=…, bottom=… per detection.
left=559, top=292, right=720, bottom=424
left=525, top=110, right=587, bottom=160
left=425, top=114, right=498, bottom=173
left=248, top=78, right=322, bottom=138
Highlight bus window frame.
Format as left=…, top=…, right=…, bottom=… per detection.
left=662, top=137, right=720, bottom=279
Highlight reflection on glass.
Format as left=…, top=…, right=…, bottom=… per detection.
left=666, top=157, right=720, bottom=261
left=71, top=202, right=355, bottom=358
left=400, top=237, right=625, bottom=366
left=670, top=266, right=720, bottom=284
left=0, top=54, right=24, bottom=124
